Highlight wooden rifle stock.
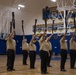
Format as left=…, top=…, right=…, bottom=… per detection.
left=33, top=19, right=37, bottom=34
left=44, top=19, right=47, bottom=31
left=12, top=12, right=15, bottom=34
left=65, top=10, right=68, bottom=33
left=22, top=20, right=24, bottom=36
left=52, top=20, right=55, bottom=34
left=10, top=22, right=12, bottom=33
left=65, top=17, right=67, bottom=33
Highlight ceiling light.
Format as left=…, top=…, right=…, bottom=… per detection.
left=18, top=4, right=25, bottom=8
left=18, top=6, right=21, bottom=10
left=51, top=0, right=56, bottom=2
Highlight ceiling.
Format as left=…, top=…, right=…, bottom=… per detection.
left=0, top=0, right=56, bottom=12
left=0, top=0, right=57, bottom=35
left=0, top=0, right=75, bottom=13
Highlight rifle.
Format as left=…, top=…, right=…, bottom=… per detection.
left=12, top=12, right=15, bottom=34
left=22, top=20, right=24, bottom=36
left=65, top=10, right=68, bottom=33
left=44, top=19, right=47, bottom=31
left=10, top=22, right=12, bottom=33
left=33, top=19, right=37, bottom=34
left=52, top=20, right=55, bottom=34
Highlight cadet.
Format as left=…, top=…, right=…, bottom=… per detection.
left=39, top=30, right=49, bottom=74
left=60, top=33, right=67, bottom=72
left=70, top=33, right=76, bottom=69
left=22, top=36, right=29, bottom=65
left=6, top=30, right=16, bottom=71
left=46, top=34, right=53, bottom=67
left=29, top=34, right=36, bottom=69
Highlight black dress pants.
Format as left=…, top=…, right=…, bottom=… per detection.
left=60, top=49, right=67, bottom=70
left=70, top=50, right=76, bottom=68
left=47, top=51, right=52, bottom=66
left=29, top=51, right=36, bottom=68
left=40, top=50, right=48, bottom=73
left=7, top=49, right=15, bottom=70
left=22, top=50, right=28, bottom=65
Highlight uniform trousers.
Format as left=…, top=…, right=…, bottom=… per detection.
left=7, top=49, right=15, bottom=70
left=47, top=50, right=52, bottom=66
left=60, top=49, right=67, bottom=70
left=70, top=50, right=76, bottom=68
left=29, top=51, right=36, bottom=68
left=22, top=50, right=28, bottom=65
left=40, top=50, right=48, bottom=73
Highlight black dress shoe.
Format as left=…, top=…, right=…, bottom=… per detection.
left=45, top=72, right=49, bottom=74
left=41, top=72, right=45, bottom=74
left=25, top=64, right=28, bottom=65
left=41, top=72, right=49, bottom=74
left=47, top=65, right=52, bottom=67
left=12, top=69, right=15, bottom=71
left=32, top=67, right=36, bottom=69
left=61, top=69, right=67, bottom=72
left=23, top=63, right=28, bottom=65
left=7, top=69, right=12, bottom=71
left=30, top=67, right=36, bottom=69
left=71, top=67, right=76, bottom=69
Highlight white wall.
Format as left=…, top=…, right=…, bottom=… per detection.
left=0, top=0, right=57, bottom=35
left=0, top=5, right=74, bottom=36
left=0, top=5, right=48, bottom=35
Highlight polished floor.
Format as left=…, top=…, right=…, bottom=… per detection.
left=0, top=55, right=76, bottom=75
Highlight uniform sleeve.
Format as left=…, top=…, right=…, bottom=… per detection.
left=7, top=37, right=10, bottom=41
left=27, top=43, right=29, bottom=50
left=35, top=45, right=36, bottom=51
left=28, top=44, right=30, bottom=50
left=29, top=41, right=33, bottom=45
left=39, top=36, right=43, bottom=44
left=70, top=37, right=73, bottom=42
left=60, top=37, right=64, bottom=42
left=14, top=40, right=16, bottom=47
left=45, top=37, right=48, bottom=42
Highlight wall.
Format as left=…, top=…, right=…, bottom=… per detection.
left=0, top=5, right=45, bottom=35
left=0, top=4, right=74, bottom=36
left=0, top=4, right=75, bottom=55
